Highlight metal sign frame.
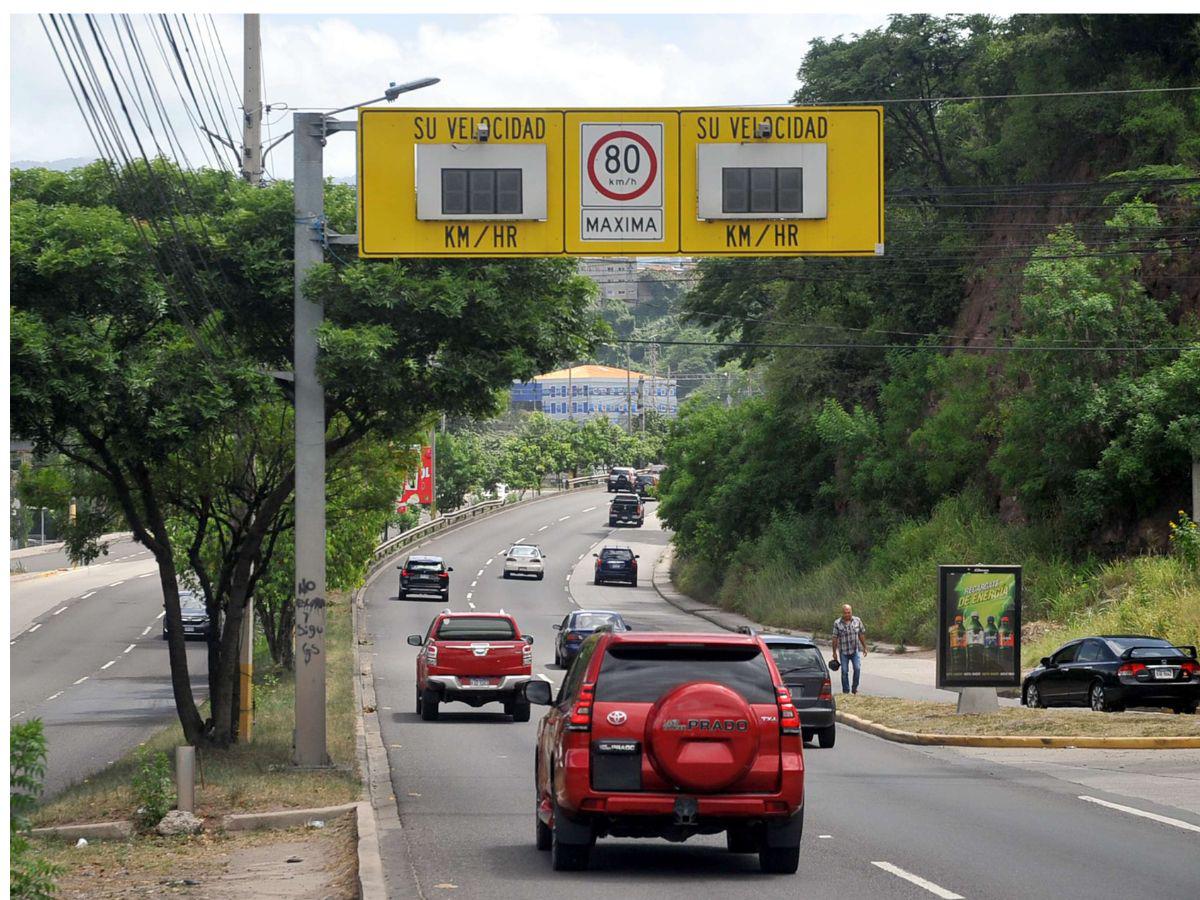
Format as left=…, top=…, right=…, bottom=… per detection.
left=936, top=564, right=1023, bottom=690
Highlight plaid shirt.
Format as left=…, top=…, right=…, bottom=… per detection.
left=832, top=616, right=865, bottom=656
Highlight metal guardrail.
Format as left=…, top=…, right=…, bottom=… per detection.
left=366, top=475, right=605, bottom=577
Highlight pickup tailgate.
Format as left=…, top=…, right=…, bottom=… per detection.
left=432, top=641, right=528, bottom=677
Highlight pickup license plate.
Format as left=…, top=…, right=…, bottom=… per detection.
left=468, top=677, right=497, bottom=686
left=1153, top=668, right=1175, bottom=680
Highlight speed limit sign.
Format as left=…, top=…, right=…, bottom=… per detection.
left=580, top=122, right=664, bottom=241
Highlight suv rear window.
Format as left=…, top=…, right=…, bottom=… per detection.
left=408, top=559, right=443, bottom=572
left=435, top=617, right=516, bottom=641
left=767, top=645, right=825, bottom=674
left=595, top=644, right=776, bottom=704
left=601, top=549, right=634, bottom=561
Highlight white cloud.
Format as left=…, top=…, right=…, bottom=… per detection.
left=10, top=12, right=887, bottom=180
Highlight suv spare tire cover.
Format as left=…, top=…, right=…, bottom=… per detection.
left=644, top=682, right=761, bottom=792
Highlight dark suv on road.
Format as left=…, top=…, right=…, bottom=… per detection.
left=607, top=467, right=636, bottom=493
left=593, top=546, right=639, bottom=586
left=608, top=493, right=644, bottom=527
left=398, top=555, right=453, bottom=601
left=523, top=631, right=805, bottom=873
left=760, top=635, right=836, bottom=747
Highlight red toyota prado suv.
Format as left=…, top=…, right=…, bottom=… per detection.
left=522, top=631, right=805, bottom=873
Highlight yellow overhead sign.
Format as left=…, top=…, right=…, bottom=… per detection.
left=357, top=107, right=883, bottom=258
left=358, top=108, right=565, bottom=257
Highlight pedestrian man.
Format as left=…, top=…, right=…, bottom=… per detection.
left=832, top=604, right=867, bottom=694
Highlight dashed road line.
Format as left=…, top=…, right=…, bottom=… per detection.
left=142, top=626, right=152, bottom=636
left=468, top=601, right=476, bottom=610
left=138, top=572, right=154, bottom=578
left=29, top=624, right=42, bottom=633
left=558, top=515, right=570, bottom=521
left=47, top=691, right=63, bottom=702
left=100, top=660, right=116, bottom=670
left=11, top=711, right=25, bottom=719
left=1079, top=795, right=1200, bottom=834
left=470, top=581, right=478, bottom=588
left=537, top=525, right=549, bottom=532
left=156, top=611, right=165, bottom=619
left=582, top=506, right=596, bottom=512
left=82, top=591, right=96, bottom=599
left=485, top=558, right=493, bottom=566
left=871, top=862, right=963, bottom=899
left=476, top=569, right=484, bottom=577
left=466, top=592, right=473, bottom=600
left=108, top=580, right=124, bottom=587
left=123, top=644, right=136, bottom=654
left=73, top=676, right=89, bottom=685
left=53, top=606, right=68, bottom=616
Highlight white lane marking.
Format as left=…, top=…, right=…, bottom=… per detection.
left=29, top=624, right=42, bottom=633
left=47, top=691, right=63, bottom=701
left=53, top=607, right=68, bottom=616
left=138, top=572, right=154, bottom=578
left=485, top=559, right=493, bottom=566
left=73, top=676, right=89, bottom=685
left=108, top=580, right=124, bottom=587
left=537, top=525, right=549, bottom=532
left=468, top=601, right=476, bottom=610
left=156, top=611, right=165, bottom=619
left=142, top=626, right=152, bottom=636
left=818, top=834, right=833, bottom=839
left=82, top=591, right=96, bottom=599
left=9, top=640, right=15, bottom=646
left=1078, top=795, right=1200, bottom=834
left=871, top=862, right=963, bottom=899
left=123, top=644, right=136, bottom=654
left=11, top=711, right=25, bottom=719
left=100, top=660, right=116, bottom=670
left=558, top=515, right=570, bottom=521
left=466, top=592, right=473, bottom=600
left=476, top=569, right=483, bottom=577
left=471, top=581, right=477, bottom=588
left=582, top=506, right=596, bottom=512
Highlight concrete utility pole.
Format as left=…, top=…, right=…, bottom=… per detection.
left=1193, top=457, right=1199, bottom=522
left=625, top=353, right=633, bottom=435
left=241, top=14, right=263, bottom=185
left=290, top=78, right=439, bottom=768
left=429, top=427, right=438, bottom=519
left=293, top=110, right=328, bottom=767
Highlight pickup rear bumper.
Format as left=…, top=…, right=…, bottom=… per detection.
left=426, top=674, right=533, bottom=701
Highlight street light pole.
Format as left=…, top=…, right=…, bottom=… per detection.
left=291, top=78, right=439, bottom=768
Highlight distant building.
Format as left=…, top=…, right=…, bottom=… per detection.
left=577, top=258, right=638, bottom=303
left=511, top=364, right=678, bottom=423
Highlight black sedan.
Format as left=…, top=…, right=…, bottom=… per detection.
left=761, top=634, right=837, bottom=747
left=398, top=555, right=453, bottom=601
left=1022, top=635, right=1199, bottom=714
left=553, top=610, right=630, bottom=668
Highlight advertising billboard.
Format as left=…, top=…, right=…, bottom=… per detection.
left=937, top=565, right=1022, bottom=689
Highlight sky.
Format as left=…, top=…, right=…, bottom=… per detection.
left=8, top=10, right=892, bottom=181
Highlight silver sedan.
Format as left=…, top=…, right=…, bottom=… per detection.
left=502, top=544, right=545, bottom=580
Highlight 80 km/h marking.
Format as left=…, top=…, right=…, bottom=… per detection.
left=587, top=130, right=658, bottom=201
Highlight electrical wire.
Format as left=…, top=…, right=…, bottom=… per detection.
left=611, top=337, right=1198, bottom=354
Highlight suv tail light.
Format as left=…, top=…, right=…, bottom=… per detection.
left=818, top=678, right=832, bottom=701
left=425, top=644, right=438, bottom=664
left=776, top=686, right=800, bottom=735
left=400, top=568, right=410, bottom=577
left=567, top=682, right=595, bottom=732
left=438, top=571, right=449, bottom=580
left=1118, top=662, right=1146, bottom=677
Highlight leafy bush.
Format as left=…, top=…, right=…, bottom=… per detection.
left=11, top=719, right=60, bottom=899
left=131, top=746, right=174, bottom=830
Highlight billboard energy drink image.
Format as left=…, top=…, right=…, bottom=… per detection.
left=937, top=565, right=1022, bottom=688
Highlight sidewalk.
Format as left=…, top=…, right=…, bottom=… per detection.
left=652, top=543, right=1017, bottom=705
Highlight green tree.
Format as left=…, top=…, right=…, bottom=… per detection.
left=10, top=720, right=60, bottom=899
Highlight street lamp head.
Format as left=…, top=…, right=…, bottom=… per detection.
left=385, top=77, right=440, bottom=101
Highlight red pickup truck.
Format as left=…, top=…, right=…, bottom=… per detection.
left=407, top=612, right=537, bottom=722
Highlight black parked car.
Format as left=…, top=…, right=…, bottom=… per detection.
left=1022, top=635, right=1199, bottom=714
left=398, top=555, right=454, bottom=601
left=759, top=633, right=837, bottom=747
left=593, top=546, right=639, bottom=586
left=162, top=590, right=211, bottom=640
left=607, top=467, right=636, bottom=493
left=608, top=492, right=644, bottom=527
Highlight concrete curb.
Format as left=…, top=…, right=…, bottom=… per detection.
left=10, top=531, right=135, bottom=560
left=221, top=802, right=359, bottom=831
left=835, top=711, right=1200, bottom=749
left=31, top=820, right=133, bottom=841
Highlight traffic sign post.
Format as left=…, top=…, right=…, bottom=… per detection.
left=566, top=111, right=678, bottom=253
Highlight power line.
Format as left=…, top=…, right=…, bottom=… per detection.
left=611, top=337, right=1198, bottom=354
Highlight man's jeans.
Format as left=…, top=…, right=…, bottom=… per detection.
left=838, top=650, right=862, bottom=693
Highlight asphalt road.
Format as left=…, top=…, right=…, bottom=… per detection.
left=9, top=538, right=209, bottom=797
left=364, top=488, right=1200, bottom=899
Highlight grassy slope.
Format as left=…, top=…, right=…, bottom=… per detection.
left=34, top=593, right=360, bottom=826
left=675, top=492, right=1200, bottom=664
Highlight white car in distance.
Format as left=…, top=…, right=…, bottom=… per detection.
left=502, top=544, right=546, bottom=580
